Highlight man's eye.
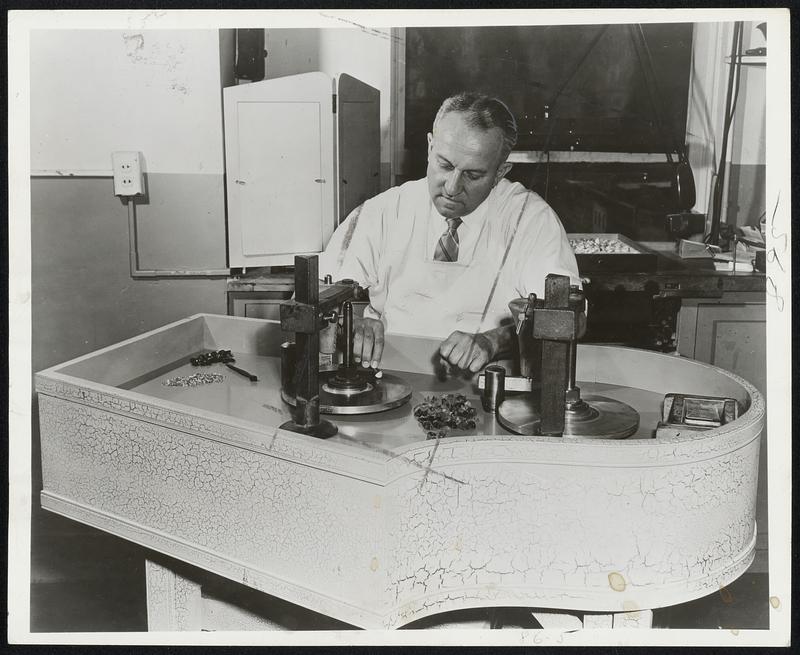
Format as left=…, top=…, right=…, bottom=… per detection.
left=466, top=173, right=482, bottom=181
left=439, top=161, right=453, bottom=170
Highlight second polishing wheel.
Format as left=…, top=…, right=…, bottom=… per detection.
left=282, top=368, right=413, bottom=415
left=497, top=393, right=640, bottom=439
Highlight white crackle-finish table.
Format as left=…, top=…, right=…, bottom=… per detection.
left=35, top=314, right=763, bottom=630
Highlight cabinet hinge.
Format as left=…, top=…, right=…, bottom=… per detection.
left=332, top=93, right=337, bottom=114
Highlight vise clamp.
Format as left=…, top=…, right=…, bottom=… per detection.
left=515, top=274, right=586, bottom=436
left=278, top=254, right=360, bottom=438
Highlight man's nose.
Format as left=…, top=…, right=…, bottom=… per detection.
left=444, top=170, right=463, bottom=196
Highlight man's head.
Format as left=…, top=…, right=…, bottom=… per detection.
left=426, top=93, right=517, bottom=219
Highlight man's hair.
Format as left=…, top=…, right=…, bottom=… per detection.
left=432, top=92, right=518, bottom=162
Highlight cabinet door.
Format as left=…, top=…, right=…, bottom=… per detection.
left=336, top=74, right=380, bottom=224
left=692, top=302, right=767, bottom=394
left=224, top=73, right=336, bottom=268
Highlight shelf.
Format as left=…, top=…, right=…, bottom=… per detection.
left=725, top=54, right=766, bottom=66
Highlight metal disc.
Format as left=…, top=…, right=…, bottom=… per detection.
left=322, top=381, right=374, bottom=396
left=283, top=370, right=413, bottom=415
left=496, top=395, right=542, bottom=435
left=497, top=394, right=639, bottom=439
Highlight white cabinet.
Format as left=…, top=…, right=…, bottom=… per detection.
left=223, top=72, right=380, bottom=268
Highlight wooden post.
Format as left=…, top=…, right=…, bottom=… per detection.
left=292, top=255, right=320, bottom=428
left=539, top=275, right=571, bottom=436
left=279, top=255, right=338, bottom=438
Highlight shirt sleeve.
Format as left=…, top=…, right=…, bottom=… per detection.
left=514, top=197, right=582, bottom=298
left=318, top=196, right=385, bottom=289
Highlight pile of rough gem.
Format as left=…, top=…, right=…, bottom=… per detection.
left=413, top=394, right=478, bottom=440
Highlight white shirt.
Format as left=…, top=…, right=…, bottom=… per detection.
left=319, top=178, right=580, bottom=339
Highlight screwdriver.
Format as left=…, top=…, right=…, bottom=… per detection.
left=225, top=362, right=258, bottom=382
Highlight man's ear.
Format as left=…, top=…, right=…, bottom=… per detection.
left=494, top=161, right=513, bottom=185
left=426, top=132, right=434, bottom=154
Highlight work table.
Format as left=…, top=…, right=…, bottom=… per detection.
left=36, top=314, right=763, bottom=630
left=580, top=241, right=766, bottom=296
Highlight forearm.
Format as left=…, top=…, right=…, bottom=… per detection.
left=480, top=324, right=516, bottom=361
left=482, top=313, right=585, bottom=352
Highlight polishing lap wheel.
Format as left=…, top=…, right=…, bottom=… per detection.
left=497, top=394, right=640, bottom=439
left=281, top=370, right=413, bottom=415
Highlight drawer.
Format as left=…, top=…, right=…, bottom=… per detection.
left=227, top=291, right=293, bottom=319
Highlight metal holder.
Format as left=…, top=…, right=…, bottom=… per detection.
left=323, top=302, right=373, bottom=396
left=497, top=274, right=639, bottom=439
left=279, top=257, right=411, bottom=426
left=278, top=255, right=357, bottom=439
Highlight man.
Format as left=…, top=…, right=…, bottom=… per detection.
left=319, top=92, right=581, bottom=373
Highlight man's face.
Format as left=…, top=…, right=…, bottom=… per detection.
left=426, top=111, right=512, bottom=219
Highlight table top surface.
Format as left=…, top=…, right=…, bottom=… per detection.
left=127, top=351, right=665, bottom=452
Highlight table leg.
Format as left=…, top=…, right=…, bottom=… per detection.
left=583, top=613, right=614, bottom=629
left=531, top=610, right=584, bottom=630
left=612, top=609, right=654, bottom=629
left=145, top=557, right=202, bottom=631
left=531, top=609, right=653, bottom=630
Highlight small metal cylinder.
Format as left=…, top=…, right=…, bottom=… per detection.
left=566, top=339, right=578, bottom=391
left=482, top=365, right=506, bottom=413
left=566, top=285, right=584, bottom=393
left=342, top=301, right=354, bottom=368
left=280, top=341, right=296, bottom=397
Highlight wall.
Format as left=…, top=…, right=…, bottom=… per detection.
left=30, top=29, right=230, bottom=271
left=263, top=28, right=393, bottom=189
left=30, top=30, right=226, bottom=174
left=726, top=22, right=766, bottom=227
left=31, top=179, right=228, bottom=374
left=686, top=21, right=766, bottom=226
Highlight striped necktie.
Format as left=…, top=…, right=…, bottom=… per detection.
left=433, top=217, right=463, bottom=262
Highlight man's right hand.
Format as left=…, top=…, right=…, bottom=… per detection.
left=352, top=317, right=384, bottom=369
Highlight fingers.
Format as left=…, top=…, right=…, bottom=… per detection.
left=370, top=321, right=385, bottom=368
left=353, top=318, right=384, bottom=368
left=352, top=321, right=365, bottom=364
left=440, top=332, right=469, bottom=369
left=466, top=347, right=489, bottom=373
left=360, top=323, right=375, bottom=367
left=439, top=332, right=490, bottom=372
left=438, top=332, right=460, bottom=362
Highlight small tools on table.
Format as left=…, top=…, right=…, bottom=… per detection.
left=655, top=393, right=740, bottom=438
left=190, top=348, right=259, bottom=382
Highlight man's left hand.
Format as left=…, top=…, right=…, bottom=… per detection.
left=438, top=331, right=495, bottom=374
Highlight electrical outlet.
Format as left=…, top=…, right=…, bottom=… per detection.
left=111, top=151, right=144, bottom=196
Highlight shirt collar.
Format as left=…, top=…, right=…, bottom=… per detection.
left=431, top=184, right=495, bottom=228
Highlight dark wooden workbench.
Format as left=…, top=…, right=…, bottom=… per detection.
left=226, top=242, right=766, bottom=301
left=580, top=241, right=766, bottom=298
